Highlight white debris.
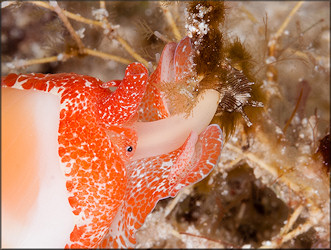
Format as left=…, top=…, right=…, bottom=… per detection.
left=49, top=1, right=59, bottom=8
left=262, top=240, right=272, bottom=246
left=267, top=38, right=277, bottom=47
left=185, top=3, right=213, bottom=39
left=198, top=21, right=209, bottom=36
left=275, top=126, right=283, bottom=135
left=7, top=59, right=26, bottom=69
left=5, top=62, right=15, bottom=69
left=265, top=56, right=276, bottom=64
left=76, top=27, right=86, bottom=39
left=57, top=53, right=64, bottom=61
left=92, top=8, right=109, bottom=21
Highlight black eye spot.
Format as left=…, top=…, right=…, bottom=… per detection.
left=126, top=146, right=133, bottom=152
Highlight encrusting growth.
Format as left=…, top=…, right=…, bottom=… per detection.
left=185, top=1, right=264, bottom=138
